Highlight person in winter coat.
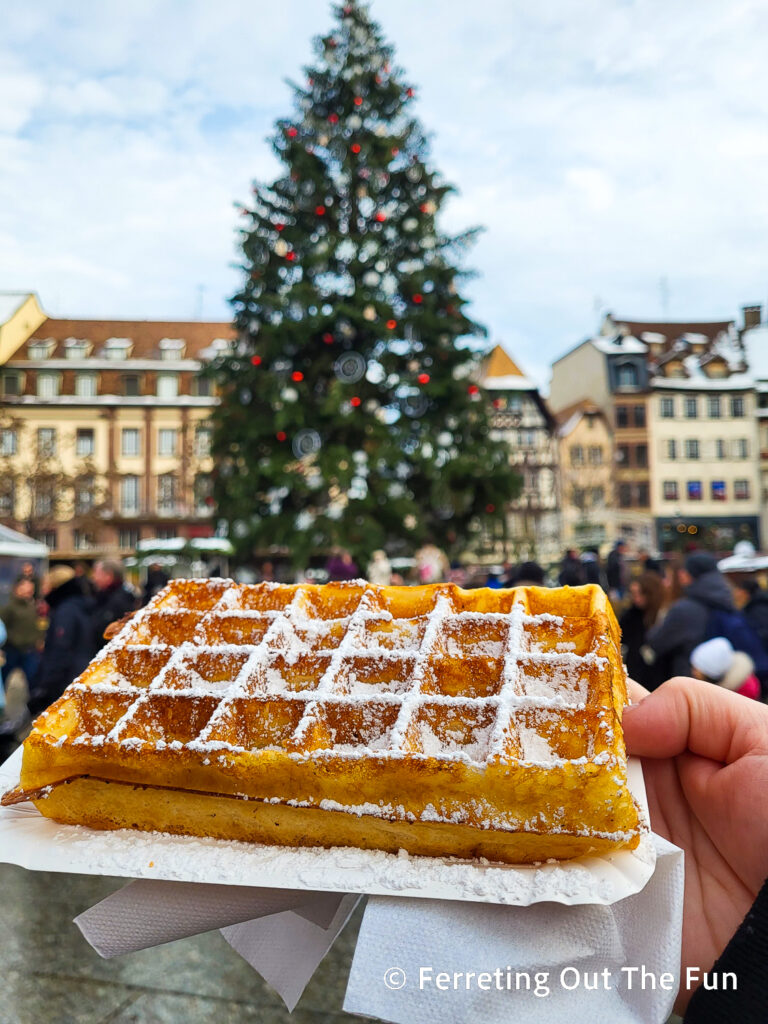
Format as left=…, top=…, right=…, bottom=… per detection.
left=0, top=577, right=43, bottom=688
left=605, top=539, right=628, bottom=599
left=558, top=549, right=585, bottom=587
left=325, top=548, right=359, bottom=582
left=91, top=560, right=137, bottom=655
left=619, top=572, right=666, bottom=689
left=690, top=636, right=761, bottom=700
left=647, top=552, right=737, bottom=678
left=730, top=576, right=768, bottom=652
left=580, top=549, right=604, bottom=588
left=29, top=566, right=93, bottom=715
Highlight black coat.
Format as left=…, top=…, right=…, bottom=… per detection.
left=647, top=570, right=734, bottom=677
left=558, top=556, right=585, bottom=587
left=92, top=582, right=137, bottom=654
left=33, top=578, right=93, bottom=712
left=744, top=591, right=768, bottom=653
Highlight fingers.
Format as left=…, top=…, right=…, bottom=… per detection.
left=623, top=675, right=768, bottom=763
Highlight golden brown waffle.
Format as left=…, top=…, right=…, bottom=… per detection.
left=2, top=580, right=640, bottom=863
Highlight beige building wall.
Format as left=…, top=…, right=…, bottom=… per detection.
left=558, top=410, right=615, bottom=550
left=649, top=387, right=761, bottom=525
left=549, top=342, right=609, bottom=414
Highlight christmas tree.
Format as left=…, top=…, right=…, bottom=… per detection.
left=211, top=0, right=520, bottom=567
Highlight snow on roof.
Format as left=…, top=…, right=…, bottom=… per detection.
left=482, top=374, right=537, bottom=391
left=591, top=335, right=648, bottom=355
left=557, top=410, right=583, bottom=438
left=0, top=293, right=29, bottom=324
left=742, top=325, right=768, bottom=380
left=652, top=371, right=754, bottom=391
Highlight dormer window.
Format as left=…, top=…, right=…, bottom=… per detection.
left=103, top=338, right=133, bottom=360
left=200, top=337, right=233, bottom=361
left=65, top=338, right=92, bottom=359
left=159, top=338, right=186, bottom=361
left=616, top=362, right=639, bottom=387
left=28, top=339, right=56, bottom=360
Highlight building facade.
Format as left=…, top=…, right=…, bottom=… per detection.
left=556, top=401, right=614, bottom=551
left=0, top=294, right=234, bottom=560
left=480, top=345, right=560, bottom=565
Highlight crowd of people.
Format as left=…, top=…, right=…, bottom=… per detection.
left=0, top=560, right=152, bottom=730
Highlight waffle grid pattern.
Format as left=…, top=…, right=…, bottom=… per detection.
left=65, top=580, right=616, bottom=768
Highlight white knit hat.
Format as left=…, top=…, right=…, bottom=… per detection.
left=690, top=637, right=733, bottom=681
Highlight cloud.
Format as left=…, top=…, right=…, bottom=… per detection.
left=1, top=0, right=768, bottom=386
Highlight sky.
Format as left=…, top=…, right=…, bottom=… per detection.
left=2, top=0, right=768, bottom=388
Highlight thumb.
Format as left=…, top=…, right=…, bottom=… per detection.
left=623, top=675, right=768, bottom=763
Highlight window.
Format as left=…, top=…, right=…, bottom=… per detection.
left=157, top=373, right=179, bottom=399
left=588, top=446, right=603, bottom=466
left=73, top=529, right=95, bottom=551
left=158, top=428, right=178, bottom=457
left=590, top=486, right=605, bottom=507
left=76, top=428, right=94, bottom=457
left=615, top=406, right=629, bottom=428
left=32, top=529, right=56, bottom=550
left=684, top=439, right=700, bottom=460
left=667, top=439, right=677, bottom=460
left=157, top=473, right=178, bottom=514
left=735, top=479, right=751, bottom=500
left=104, top=338, right=131, bottom=360
left=684, top=397, right=698, bottom=418
left=28, top=341, right=54, bottom=359
left=121, top=428, right=140, bottom=457
left=0, top=480, right=14, bottom=517
left=617, top=444, right=631, bottom=466
left=708, top=395, right=721, bottom=418
left=192, top=376, right=212, bottom=398
left=75, top=372, right=98, bottom=398
left=572, top=486, right=586, bottom=509
left=618, top=483, right=633, bottom=507
left=118, top=528, right=140, bottom=549
left=633, top=405, right=646, bottom=427
left=75, top=476, right=95, bottom=515
left=194, top=473, right=213, bottom=513
left=123, top=375, right=141, bottom=397
left=712, top=480, right=727, bottom=501
left=65, top=339, right=90, bottom=359
left=687, top=480, right=703, bottom=500
left=731, top=396, right=745, bottom=418
left=159, top=338, right=185, bottom=360
left=636, top=482, right=650, bottom=507
left=635, top=443, right=648, bottom=468
left=36, top=372, right=60, bottom=399
left=660, top=396, right=675, bottom=418
left=195, top=426, right=212, bottom=457
left=663, top=481, right=678, bottom=501
left=37, top=427, right=56, bottom=458
left=156, top=527, right=177, bottom=540
left=0, top=428, right=17, bottom=456
left=1, top=372, right=21, bottom=397
left=120, top=475, right=140, bottom=515
left=33, top=482, right=54, bottom=517
left=617, top=363, right=639, bottom=387
left=716, top=439, right=726, bottom=459
left=570, top=445, right=584, bottom=467
left=734, top=439, right=749, bottom=459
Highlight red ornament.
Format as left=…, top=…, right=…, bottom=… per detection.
left=486, top=503, right=495, bottom=514
left=391, top=147, right=399, bottom=156
left=446, top=304, right=457, bottom=315
left=468, top=384, right=479, bottom=395
left=291, top=371, right=304, bottom=382
left=386, top=319, right=397, bottom=330
left=287, top=127, right=298, bottom=138
left=276, top=431, right=287, bottom=442
left=285, top=251, right=296, bottom=261
left=406, top=87, right=414, bottom=98
left=308, top=77, right=314, bottom=86
left=419, top=203, right=430, bottom=213
left=328, top=113, right=339, bottom=124
left=275, top=222, right=285, bottom=232
left=250, top=355, right=262, bottom=366
left=417, top=373, right=430, bottom=384
left=413, top=293, right=423, bottom=304
left=354, top=96, right=363, bottom=106
left=322, top=332, right=334, bottom=344
left=315, top=205, right=326, bottom=215
left=374, top=211, right=386, bottom=223
left=204, top=495, right=214, bottom=507
left=350, top=396, right=362, bottom=407
left=492, top=398, right=503, bottom=409
left=351, top=143, right=361, bottom=154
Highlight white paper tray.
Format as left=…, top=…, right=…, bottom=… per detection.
left=0, top=748, right=655, bottom=906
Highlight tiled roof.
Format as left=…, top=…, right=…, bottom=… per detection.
left=614, top=318, right=733, bottom=344
left=25, top=318, right=235, bottom=360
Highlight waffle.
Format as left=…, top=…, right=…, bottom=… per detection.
left=2, top=580, right=640, bottom=864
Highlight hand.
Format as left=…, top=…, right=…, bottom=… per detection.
left=623, top=677, right=768, bottom=1013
